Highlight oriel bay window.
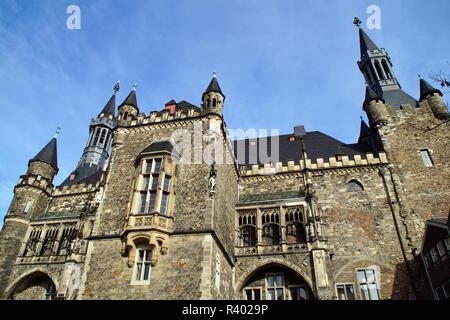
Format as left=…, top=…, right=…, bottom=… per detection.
left=134, top=157, right=173, bottom=216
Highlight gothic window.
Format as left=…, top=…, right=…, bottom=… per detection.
left=374, top=60, right=385, bottom=80
left=57, top=227, right=77, bottom=255
left=381, top=59, right=393, bottom=79
left=133, top=247, right=152, bottom=284
left=238, top=212, right=257, bottom=247
left=285, top=207, right=306, bottom=244
left=40, top=228, right=58, bottom=256
left=336, top=284, right=355, bottom=300
left=92, top=128, right=101, bottom=146
left=266, top=274, right=285, bottom=300
left=262, top=210, right=281, bottom=245
left=357, top=269, right=380, bottom=300
left=347, top=180, right=364, bottom=192
left=419, top=149, right=434, bottom=167
left=23, top=228, right=42, bottom=256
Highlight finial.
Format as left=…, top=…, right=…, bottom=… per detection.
left=132, top=83, right=137, bottom=91
left=212, top=71, right=217, bottom=78
left=353, top=17, right=362, bottom=28
left=418, top=75, right=421, bottom=79
left=113, top=81, right=120, bottom=94
left=54, top=127, right=61, bottom=138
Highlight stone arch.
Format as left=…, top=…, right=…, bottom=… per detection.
left=5, top=268, right=60, bottom=300
left=346, top=179, right=364, bottom=192
left=235, top=260, right=315, bottom=299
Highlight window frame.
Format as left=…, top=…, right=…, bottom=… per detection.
left=287, top=285, right=309, bottom=300
left=356, top=268, right=380, bottom=300
left=265, top=273, right=285, bottom=300
left=419, top=149, right=434, bottom=168
left=131, top=247, right=153, bottom=285
left=335, top=283, right=356, bottom=300
left=243, top=287, right=263, bottom=301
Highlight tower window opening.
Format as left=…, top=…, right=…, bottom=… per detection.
left=23, top=200, right=32, bottom=214
left=99, top=129, right=107, bottom=145
left=381, top=59, right=393, bottom=79
left=374, top=60, right=385, bottom=80
left=123, top=112, right=129, bottom=120
left=212, top=98, right=217, bottom=107
left=92, top=128, right=101, bottom=146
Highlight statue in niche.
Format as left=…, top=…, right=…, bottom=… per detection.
left=208, top=164, right=217, bottom=198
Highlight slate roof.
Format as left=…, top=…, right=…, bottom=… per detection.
left=202, top=76, right=224, bottom=100
left=141, top=141, right=177, bottom=155
left=364, top=86, right=384, bottom=106
left=119, top=90, right=138, bottom=108
left=419, top=78, right=442, bottom=101
left=233, top=131, right=375, bottom=168
left=30, top=137, right=58, bottom=170
left=359, top=28, right=379, bottom=56
left=60, top=164, right=104, bottom=187
left=99, top=94, right=116, bottom=118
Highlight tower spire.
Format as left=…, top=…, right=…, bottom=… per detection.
left=30, top=136, right=58, bottom=170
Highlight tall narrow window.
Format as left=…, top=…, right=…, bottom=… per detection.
left=212, top=98, right=217, bottom=107
left=137, top=159, right=161, bottom=214
left=374, top=60, right=385, bottom=80
left=336, top=284, right=355, bottom=300
left=215, top=253, right=221, bottom=290
left=133, top=248, right=152, bottom=283
left=419, top=149, right=434, bottom=167
left=99, top=128, right=106, bottom=145
left=266, top=274, right=285, bottom=300
left=10, top=197, right=19, bottom=213
left=23, top=201, right=32, bottom=214
left=92, top=128, right=100, bottom=146
left=357, top=269, right=380, bottom=300
left=44, top=283, right=56, bottom=300
left=160, top=175, right=171, bottom=215
left=381, top=59, right=393, bottom=79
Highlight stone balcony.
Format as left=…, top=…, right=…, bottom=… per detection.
left=126, top=213, right=173, bottom=233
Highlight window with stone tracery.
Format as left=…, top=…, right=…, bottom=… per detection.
left=238, top=211, right=257, bottom=247
left=133, top=157, right=173, bottom=216
left=262, top=210, right=281, bottom=245
left=285, top=207, right=306, bottom=244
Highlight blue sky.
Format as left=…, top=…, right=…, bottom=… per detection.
left=0, top=0, right=449, bottom=224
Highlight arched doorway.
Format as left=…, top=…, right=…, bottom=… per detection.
left=239, top=263, right=315, bottom=300
left=7, top=270, right=57, bottom=300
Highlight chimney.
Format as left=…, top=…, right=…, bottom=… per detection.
left=165, top=99, right=177, bottom=114
left=294, top=125, right=306, bottom=137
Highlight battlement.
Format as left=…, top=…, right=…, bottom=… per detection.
left=239, top=152, right=388, bottom=176
left=53, top=180, right=101, bottom=196
left=121, top=106, right=202, bottom=127
left=16, top=174, right=54, bottom=194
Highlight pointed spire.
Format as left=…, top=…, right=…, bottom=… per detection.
left=364, top=85, right=384, bottom=107
left=202, top=73, right=224, bottom=100
left=30, top=137, right=58, bottom=170
left=359, top=28, right=379, bottom=56
left=120, top=89, right=138, bottom=108
left=419, top=78, right=442, bottom=101
left=99, top=94, right=116, bottom=118
left=165, top=99, right=177, bottom=106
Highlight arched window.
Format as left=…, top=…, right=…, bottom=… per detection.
left=285, top=207, right=306, bottom=244
left=262, top=224, right=281, bottom=245
left=381, top=59, right=392, bottom=79
left=240, top=225, right=257, bottom=247
left=374, top=60, right=385, bottom=80
left=347, top=180, right=364, bottom=192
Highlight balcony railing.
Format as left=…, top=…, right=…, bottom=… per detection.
left=235, top=243, right=308, bottom=256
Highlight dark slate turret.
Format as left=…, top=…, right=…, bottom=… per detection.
left=120, top=89, right=138, bottom=109
left=419, top=78, right=443, bottom=101
left=357, top=28, right=417, bottom=109
left=363, top=86, right=384, bottom=107
left=30, top=137, right=58, bottom=170
left=202, top=73, right=225, bottom=116
left=99, top=94, right=116, bottom=118
left=202, top=74, right=225, bottom=100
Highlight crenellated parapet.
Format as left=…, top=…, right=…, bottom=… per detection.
left=239, top=152, right=388, bottom=177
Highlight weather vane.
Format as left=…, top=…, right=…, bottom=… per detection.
left=54, top=127, right=61, bottom=138
left=132, top=82, right=137, bottom=91
left=353, top=17, right=362, bottom=28
left=212, top=71, right=217, bottom=78
left=113, top=81, right=120, bottom=94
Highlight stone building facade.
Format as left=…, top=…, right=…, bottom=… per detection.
left=0, top=27, right=448, bottom=300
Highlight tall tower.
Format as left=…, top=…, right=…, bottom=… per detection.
left=62, top=90, right=116, bottom=186
left=202, top=73, right=225, bottom=116
left=0, top=135, right=58, bottom=297
left=357, top=28, right=417, bottom=109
